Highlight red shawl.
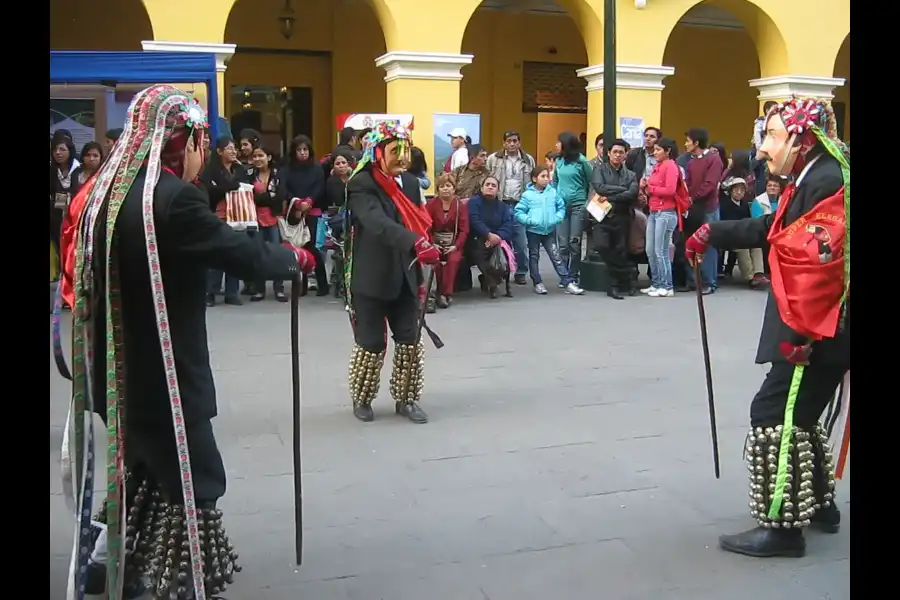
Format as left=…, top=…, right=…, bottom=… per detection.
left=767, top=183, right=847, bottom=340
left=58, top=176, right=97, bottom=308
left=371, top=168, right=432, bottom=238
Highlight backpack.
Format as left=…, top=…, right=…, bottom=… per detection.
left=674, top=167, right=692, bottom=231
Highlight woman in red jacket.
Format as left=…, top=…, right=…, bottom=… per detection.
left=641, top=137, right=682, bottom=297
left=426, top=172, right=469, bottom=309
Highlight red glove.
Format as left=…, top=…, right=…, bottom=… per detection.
left=779, top=342, right=812, bottom=365
left=282, top=242, right=316, bottom=274
left=684, top=223, right=711, bottom=265
left=413, top=237, right=441, bottom=266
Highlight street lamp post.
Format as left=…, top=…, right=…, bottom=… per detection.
left=603, top=0, right=617, bottom=147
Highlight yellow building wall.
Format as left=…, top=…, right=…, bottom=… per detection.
left=461, top=10, right=587, bottom=159
left=662, top=24, right=761, bottom=154
left=223, top=0, right=386, bottom=158
left=50, top=0, right=152, bottom=50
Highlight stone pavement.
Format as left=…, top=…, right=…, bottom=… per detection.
left=49, top=272, right=850, bottom=600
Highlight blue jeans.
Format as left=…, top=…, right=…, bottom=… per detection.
left=511, top=218, right=528, bottom=276
left=254, top=226, right=284, bottom=293
left=207, top=269, right=240, bottom=299
left=646, top=210, right=678, bottom=291
left=557, top=203, right=585, bottom=279
left=686, top=207, right=720, bottom=290
left=526, top=231, right=573, bottom=286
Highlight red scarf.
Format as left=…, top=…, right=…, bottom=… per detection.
left=767, top=183, right=847, bottom=340
left=371, top=168, right=432, bottom=238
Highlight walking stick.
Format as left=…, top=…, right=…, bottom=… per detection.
left=290, top=275, right=304, bottom=565
left=693, top=260, right=721, bottom=479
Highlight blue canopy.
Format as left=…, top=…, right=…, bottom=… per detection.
left=50, top=50, right=221, bottom=140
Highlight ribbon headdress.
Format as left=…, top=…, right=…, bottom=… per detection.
left=66, top=85, right=211, bottom=600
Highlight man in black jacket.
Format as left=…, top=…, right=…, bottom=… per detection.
left=68, top=86, right=315, bottom=600
left=587, top=138, right=639, bottom=299
left=344, top=122, right=442, bottom=424
left=684, top=97, right=850, bottom=559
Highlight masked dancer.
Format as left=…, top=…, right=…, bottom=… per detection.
left=60, top=84, right=315, bottom=600
left=343, top=121, right=442, bottom=424
left=684, top=96, right=849, bottom=558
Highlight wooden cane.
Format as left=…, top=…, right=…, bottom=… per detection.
left=693, top=260, right=721, bottom=479
left=290, top=276, right=304, bottom=565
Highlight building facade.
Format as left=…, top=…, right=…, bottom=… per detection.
left=51, top=0, right=850, bottom=165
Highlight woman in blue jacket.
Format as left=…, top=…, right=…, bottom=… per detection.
left=515, top=166, right=583, bottom=295
left=467, top=176, right=514, bottom=299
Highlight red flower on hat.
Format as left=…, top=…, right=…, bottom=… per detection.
left=779, top=97, right=823, bottom=135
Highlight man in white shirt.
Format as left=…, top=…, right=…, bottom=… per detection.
left=444, top=127, right=470, bottom=172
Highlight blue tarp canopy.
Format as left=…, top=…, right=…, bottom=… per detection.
left=50, top=50, right=221, bottom=140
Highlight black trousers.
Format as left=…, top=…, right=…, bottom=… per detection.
left=353, top=285, right=418, bottom=353
left=594, top=224, right=631, bottom=289
left=750, top=361, right=848, bottom=429
left=126, top=419, right=226, bottom=504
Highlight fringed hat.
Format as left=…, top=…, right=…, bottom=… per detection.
left=350, top=120, right=413, bottom=178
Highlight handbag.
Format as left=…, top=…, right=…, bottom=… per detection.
left=488, top=244, right=509, bottom=274
left=278, top=198, right=312, bottom=247
left=433, top=199, right=460, bottom=249
left=225, top=183, right=258, bottom=231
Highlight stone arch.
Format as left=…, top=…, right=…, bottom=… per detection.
left=50, top=0, right=153, bottom=50
left=223, top=0, right=388, bottom=157
left=460, top=1, right=601, bottom=156
left=659, top=0, right=790, bottom=153
left=831, top=35, right=850, bottom=141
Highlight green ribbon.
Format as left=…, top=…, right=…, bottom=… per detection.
left=767, top=364, right=804, bottom=519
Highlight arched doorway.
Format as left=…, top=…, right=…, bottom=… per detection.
left=661, top=0, right=787, bottom=154
left=50, top=0, right=155, bottom=149
left=224, top=0, right=387, bottom=158
left=832, top=35, right=850, bottom=142
left=50, top=0, right=153, bottom=51
left=460, top=0, right=591, bottom=159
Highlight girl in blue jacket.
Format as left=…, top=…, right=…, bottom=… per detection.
left=515, top=166, right=584, bottom=295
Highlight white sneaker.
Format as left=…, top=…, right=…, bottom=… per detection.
left=640, top=286, right=657, bottom=294
left=565, top=282, right=585, bottom=295
left=650, top=288, right=674, bottom=297
left=534, top=283, right=548, bottom=295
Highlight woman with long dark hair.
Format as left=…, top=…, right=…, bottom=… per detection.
left=200, top=136, right=247, bottom=306
left=71, top=141, right=104, bottom=197
left=642, top=137, right=682, bottom=297
left=50, top=133, right=78, bottom=269
left=408, top=146, right=431, bottom=190
left=278, top=134, right=329, bottom=295
left=247, top=143, right=288, bottom=302
left=553, top=131, right=593, bottom=282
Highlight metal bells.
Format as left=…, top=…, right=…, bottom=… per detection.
left=348, top=344, right=386, bottom=407
left=389, top=341, right=425, bottom=406
left=744, top=425, right=836, bottom=529
left=149, top=504, right=241, bottom=599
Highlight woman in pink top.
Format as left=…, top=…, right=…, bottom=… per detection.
left=639, top=137, right=681, bottom=296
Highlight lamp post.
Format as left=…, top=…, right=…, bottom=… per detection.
left=602, top=0, right=617, bottom=148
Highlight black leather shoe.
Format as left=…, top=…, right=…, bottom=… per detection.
left=353, top=404, right=374, bottom=422
left=396, top=402, right=428, bottom=424
left=224, top=296, right=243, bottom=306
left=607, top=288, right=624, bottom=300
left=250, top=293, right=265, bottom=302
left=205, top=294, right=216, bottom=307
left=719, top=526, right=805, bottom=558
left=809, top=504, right=840, bottom=533
left=84, top=560, right=106, bottom=595
left=514, top=274, right=527, bottom=285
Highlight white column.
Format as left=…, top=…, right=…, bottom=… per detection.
left=748, top=75, right=846, bottom=101
left=575, top=63, right=675, bottom=92
left=141, top=41, right=236, bottom=73
left=374, top=51, right=473, bottom=83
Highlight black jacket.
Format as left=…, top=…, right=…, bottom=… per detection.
left=346, top=170, right=422, bottom=301
left=199, top=161, right=247, bottom=211
left=89, top=169, right=301, bottom=427
left=246, top=166, right=283, bottom=215
left=707, top=153, right=850, bottom=366
left=589, top=161, right=639, bottom=226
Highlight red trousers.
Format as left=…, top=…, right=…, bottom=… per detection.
left=433, top=250, right=463, bottom=296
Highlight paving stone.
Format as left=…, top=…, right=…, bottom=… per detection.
left=49, top=270, right=850, bottom=599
